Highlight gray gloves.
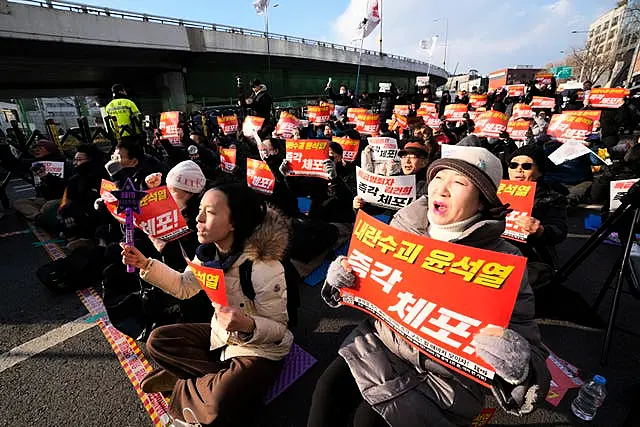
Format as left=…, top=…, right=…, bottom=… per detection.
left=473, top=328, right=531, bottom=385
left=323, top=159, right=338, bottom=180
left=321, top=256, right=356, bottom=308
left=279, top=159, right=290, bottom=177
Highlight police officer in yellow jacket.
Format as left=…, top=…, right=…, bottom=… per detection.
left=105, top=84, right=142, bottom=140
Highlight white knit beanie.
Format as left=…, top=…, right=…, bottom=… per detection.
left=166, top=160, right=206, bottom=194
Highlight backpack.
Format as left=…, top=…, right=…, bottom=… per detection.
left=238, top=258, right=301, bottom=328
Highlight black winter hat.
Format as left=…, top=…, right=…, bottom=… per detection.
left=508, top=144, right=547, bottom=173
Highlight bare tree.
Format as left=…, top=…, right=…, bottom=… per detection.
left=559, top=48, right=617, bottom=83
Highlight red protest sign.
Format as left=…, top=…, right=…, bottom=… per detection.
left=275, top=111, right=299, bottom=138
left=242, top=116, right=265, bottom=136
left=341, top=212, right=526, bottom=387
left=563, top=110, right=601, bottom=132
left=473, top=111, right=508, bottom=138
left=389, top=113, right=409, bottom=132
left=423, top=114, right=442, bottom=130
left=444, top=104, right=468, bottom=121
left=417, top=102, right=437, bottom=116
left=587, top=88, right=630, bottom=109
left=547, top=114, right=593, bottom=143
left=468, top=111, right=481, bottom=122
left=530, top=96, right=556, bottom=110
left=512, top=103, right=534, bottom=120
left=356, top=113, right=381, bottom=135
left=333, top=136, right=360, bottom=162
left=506, top=118, right=530, bottom=141
left=246, top=158, right=276, bottom=195
left=285, top=139, right=330, bottom=179
left=159, top=112, right=182, bottom=146
left=507, top=85, right=525, bottom=98
left=470, top=94, right=488, bottom=109
left=347, top=108, right=368, bottom=123
left=100, top=179, right=125, bottom=223
left=137, top=186, right=191, bottom=242
left=217, top=115, right=238, bottom=135
left=219, top=148, right=237, bottom=173
left=308, top=105, right=331, bottom=124
left=497, top=180, right=537, bottom=242
left=535, top=72, right=554, bottom=86
left=393, top=105, right=411, bottom=117
left=186, top=261, right=228, bottom=306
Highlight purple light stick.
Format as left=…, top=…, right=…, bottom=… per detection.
left=112, top=178, right=146, bottom=273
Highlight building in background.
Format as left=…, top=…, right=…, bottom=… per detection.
left=487, top=66, right=542, bottom=91
left=24, top=97, right=102, bottom=133
left=445, top=70, right=488, bottom=93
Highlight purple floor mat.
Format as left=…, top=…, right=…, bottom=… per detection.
left=265, top=344, right=317, bottom=404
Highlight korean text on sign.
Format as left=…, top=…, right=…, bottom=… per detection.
left=159, top=112, right=182, bottom=146
left=32, top=161, right=64, bottom=186
left=219, top=148, right=237, bottom=173
left=246, top=158, right=276, bottom=195
left=587, top=88, right=630, bottom=109
left=473, top=111, right=508, bottom=138
left=506, top=118, right=530, bottom=141
left=506, top=85, right=525, bottom=98
left=276, top=111, right=299, bottom=138
left=497, top=180, right=537, bottom=243
left=356, top=167, right=416, bottom=211
left=333, top=136, right=360, bottom=162
left=186, top=261, right=228, bottom=306
left=393, top=105, right=411, bottom=117
left=347, top=108, right=368, bottom=123
left=242, top=116, right=265, bottom=136
left=356, top=113, right=381, bottom=135
left=137, top=186, right=191, bottom=242
left=285, top=139, right=330, bottom=179
left=547, top=114, right=594, bottom=143
left=417, top=103, right=437, bottom=116
left=511, top=103, right=534, bottom=120
left=469, top=94, right=488, bottom=109
left=367, top=137, right=398, bottom=161
left=308, top=105, right=331, bottom=124
left=444, top=104, right=468, bottom=121
left=217, top=115, right=239, bottom=135
left=530, top=97, right=556, bottom=110
left=563, top=110, right=601, bottom=132
left=340, top=212, right=526, bottom=387
left=423, top=114, right=442, bottom=131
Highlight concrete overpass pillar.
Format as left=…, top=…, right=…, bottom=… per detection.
left=156, top=71, right=187, bottom=112
left=0, top=0, right=9, bottom=14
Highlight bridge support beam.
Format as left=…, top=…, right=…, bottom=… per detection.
left=0, top=0, right=9, bottom=15
left=156, top=71, right=187, bottom=112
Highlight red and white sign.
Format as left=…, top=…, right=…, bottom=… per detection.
left=535, top=72, right=554, bottom=86
left=393, top=105, right=411, bottom=117
left=219, top=148, right=237, bottom=173
left=511, top=103, right=534, bottom=120
left=587, top=88, right=630, bottom=109
left=308, top=105, right=331, bottom=124
left=242, top=116, right=265, bottom=136
left=356, top=167, right=416, bottom=210
left=333, top=136, right=360, bottom=162
left=347, top=108, right=368, bottom=123
left=367, top=137, right=398, bottom=161
left=610, top=179, right=639, bottom=212
left=186, top=261, right=228, bottom=306
left=497, top=180, right=537, bottom=242
left=276, top=111, right=299, bottom=138
left=246, top=158, right=276, bottom=195
left=547, top=113, right=593, bottom=143
left=389, top=113, right=409, bottom=132
left=530, top=96, right=556, bottom=110
left=473, top=111, right=508, bottom=138
left=285, top=139, right=330, bottom=179
left=562, top=110, right=602, bottom=132
left=423, top=114, right=442, bottom=131
left=341, top=212, right=526, bottom=387
left=470, top=94, right=488, bottom=109
left=217, top=115, right=238, bottom=135
left=506, top=118, right=530, bottom=141
left=443, top=104, right=468, bottom=121
left=506, top=84, right=525, bottom=98
left=417, top=102, right=437, bottom=116
left=355, top=113, right=381, bottom=136
left=159, top=111, right=182, bottom=146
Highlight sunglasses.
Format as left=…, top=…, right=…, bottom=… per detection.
left=509, top=162, right=534, bottom=170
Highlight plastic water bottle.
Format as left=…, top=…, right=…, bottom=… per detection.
left=571, top=375, right=607, bottom=421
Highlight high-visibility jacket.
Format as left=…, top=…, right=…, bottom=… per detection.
left=105, top=98, right=141, bottom=136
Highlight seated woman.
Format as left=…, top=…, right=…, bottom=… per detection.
left=121, top=183, right=292, bottom=427
left=507, top=145, right=568, bottom=272
left=309, top=146, right=550, bottom=427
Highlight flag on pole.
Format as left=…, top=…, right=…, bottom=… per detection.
left=253, top=0, right=269, bottom=15
left=427, top=35, right=439, bottom=57
left=358, top=0, right=381, bottom=39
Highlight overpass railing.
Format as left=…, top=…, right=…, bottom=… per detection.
left=8, top=0, right=447, bottom=77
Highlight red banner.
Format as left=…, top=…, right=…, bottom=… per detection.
left=423, top=114, right=442, bottom=130
left=159, top=112, right=182, bottom=146
left=275, top=111, right=299, bottom=138
left=308, top=105, right=331, bottom=124
left=444, top=104, right=468, bottom=121
left=341, top=212, right=526, bottom=387
left=333, top=136, right=360, bottom=162
left=100, top=179, right=125, bottom=223
left=417, top=102, right=437, bottom=116
left=468, top=111, right=481, bottom=122
left=246, top=158, right=276, bottom=195
left=530, top=96, right=556, bottom=110
left=186, top=261, right=228, bottom=306
left=497, top=180, right=537, bottom=242
left=506, top=84, right=525, bottom=98
left=355, top=113, right=381, bottom=135
left=506, top=118, right=530, bottom=141
left=563, top=110, right=601, bottom=132
left=219, top=148, right=237, bottom=173
left=347, top=108, right=368, bottom=123
left=393, top=105, right=411, bottom=117
left=511, top=103, right=534, bottom=120
left=535, top=72, right=554, bottom=86
left=473, top=111, right=508, bottom=138
left=389, top=113, right=409, bottom=132
left=285, top=139, right=330, bottom=179
left=242, top=116, right=265, bottom=136
left=587, top=88, right=630, bottom=109
left=547, top=114, right=594, bottom=143
left=470, top=94, right=488, bottom=109
left=217, top=115, right=238, bottom=135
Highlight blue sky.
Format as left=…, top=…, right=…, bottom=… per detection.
left=86, top=0, right=616, bottom=74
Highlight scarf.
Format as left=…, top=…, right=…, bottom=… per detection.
left=427, top=213, right=482, bottom=242
left=195, top=243, right=242, bottom=271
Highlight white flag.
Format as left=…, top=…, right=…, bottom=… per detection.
left=419, top=36, right=439, bottom=57
left=358, top=0, right=381, bottom=39
left=253, top=0, right=269, bottom=15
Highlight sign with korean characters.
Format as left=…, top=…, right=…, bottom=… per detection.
left=506, top=118, right=530, bottom=141
left=444, top=104, right=468, bottom=121
left=368, top=137, right=398, bottom=161
left=347, top=108, right=368, bottom=123
left=393, top=105, right=411, bottom=117
left=562, top=110, right=601, bottom=132
left=417, top=102, right=437, bottom=116
left=356, top=113, right=381, bottom=135
left=473, top=111, right=508, bottom=138
left=285, top=139, right=330, bottom=179
left=356, top=167, right=416, bottom=210
left=535, top=72, right=554, bottom=86
left=511, top=103, right=534, bottom=120
left=587, top=88, right=630, bottom=109
left=159, top=111, right=182, bottom=146
left=217, top=114, right=238, bottom=135
left=469, top=94, right=488, bottom=109
left=333, top=136, right=360, bottom=162
left=530, top=97, right=556, bottom=110
left=246, top=158, right=276, bottom=195
left=389, top=113, right=409, bottom=132
left=547, top=113, right=593, bottom=143
left=340, top=212, right=527, bottom=387
left=497, top=180, right=537, bottom=242
left=422, top=114, right=443, bottom=131
left=100, top=179, right=125, bottom=223
left=506, top=84, right=525, bottom=98
left=31, top=161, right=64, bottom=186
left=308, top=105, right=331, bottom=124
left=610, top=179, right=639, bottom=212
left=275, top=111, right=299, bottom=138
left=186, top=260, right=228, bottom=306
left=219, top=148, right=237, bottom=173
left=242, top=116, right=265, bottom=136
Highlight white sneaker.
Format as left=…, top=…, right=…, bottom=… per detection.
left=168, top=408, right=202, bottom=427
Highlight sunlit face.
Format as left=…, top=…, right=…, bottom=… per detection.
left=427, top=169, right=483, bottom=226
left=196, top=189, right=234, bottom=245
left=113, top=147, right=138, bottom=168
left=508, top=155, right=540, bottom=182
left=400, top=153, right=428, bottom=175
left=324, top=126, right=333, bottom=137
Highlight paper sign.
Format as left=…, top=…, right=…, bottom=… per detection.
left=242, top=116, right=265, bottom=136
left=530, top=97, right=556, bottom=110
left=356, top=167, right=416, bottom=210
left=563, top=110, right=601, bottom=132
left=333, top=136, right=360, bottom=162
left=422, top=114, right=442, bottom=131
left=217, top=115, right=239, bottom=135
left=368, top=137, right=398, bottom=161
left=444, top=104, right=468, bottom=121
left=308, top=105, right=331, bottom=124
left=186, top=260, right=228, bottom=306
left=470, top=94, right=488, bottom=109
left=548, top=141, right=595, bottom=165
left=347, top=108, right=368, bottom=123
left=587, top=88, right=630, bottom=109
left=545, top=349, right=583, bottom=407
left=285, top=139, right=330, bottom=179
left=535, top=72, right=554, bottom=86
left=507, top=84, right=525, bottom=98
left=32, top=161, right=64, bottom=186
left=393, top=105, right=411, bottom=117
left=275, top=111, right=299, bottom=138
left=497, top=180, right=537, bottom=242
left=512, top=103, right=534, bottom=120
left=246, top=158, right=276, bottom=195
left=468, top=111, right=481, bottom=122
left=473, top=111, right=508, bottom=138
left=506, top=118, right=530, bottom=141
left=219, top=148, right=237, bottom=173
left=159, top=112, right=182, bottom=146
left=100, top=179, right=125, bottom=223
left=341, top=212, right=527, bottom=387
left=356, top=113, right=381, bottom=135
left=389, top=113, right=409, bottom=132
left=417, top=103, right=437, bottom=116
left=610, top=179, right=639, bottom=212
left=547, top=114, right=593, bottom=143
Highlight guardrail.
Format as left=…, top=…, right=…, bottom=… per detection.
left=8, top=0, right=447, bottom=77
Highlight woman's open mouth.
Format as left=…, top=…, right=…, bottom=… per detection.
left=432, top=201, right=448, bottom=215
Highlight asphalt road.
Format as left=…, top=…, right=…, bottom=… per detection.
left=1, top=177, right=639, bottom=427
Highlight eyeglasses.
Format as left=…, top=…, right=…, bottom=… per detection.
left=508, top=162, right=534, bottom=170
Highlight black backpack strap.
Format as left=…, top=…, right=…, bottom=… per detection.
left=239, top=260, right=255, bottom=301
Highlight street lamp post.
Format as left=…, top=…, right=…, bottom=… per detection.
left=264, top=3, right=279, bottom=89
left=433, top=17, right=449, bottom=71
